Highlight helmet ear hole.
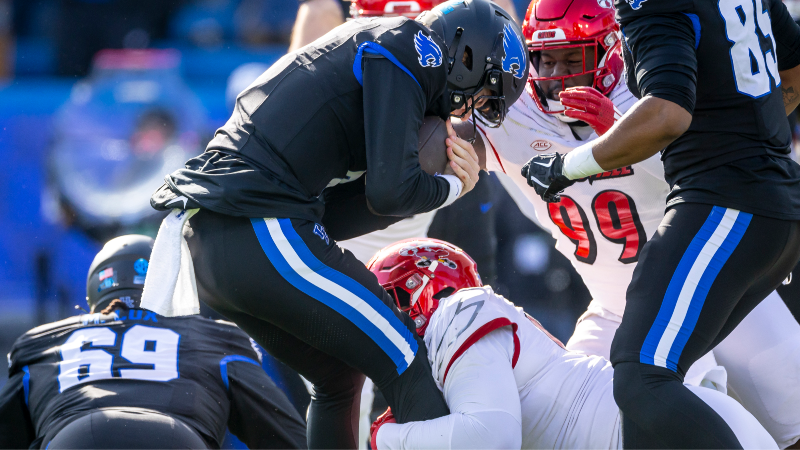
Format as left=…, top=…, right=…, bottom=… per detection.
left=393, top=287, right=412, bottom=310
left=462, top=46, right=473, bottom=71
left=433, top=287, right=456, bottom=300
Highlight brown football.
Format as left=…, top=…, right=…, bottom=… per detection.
left=417, top=116, right=450, bottom=175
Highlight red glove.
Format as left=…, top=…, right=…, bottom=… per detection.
left=370, top=408, right=397, bottom=450
left=559, top=87, right=620, bottom=136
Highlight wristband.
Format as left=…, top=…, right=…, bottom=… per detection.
left=436, top=174, right=463, bottom=208
left=562, top=143, right=603, bottom=180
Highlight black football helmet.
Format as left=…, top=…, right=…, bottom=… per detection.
left=417, top=0, right=529, bottom=133
left=86, top=234, right=154, bottom=312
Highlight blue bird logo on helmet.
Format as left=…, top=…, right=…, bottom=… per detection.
left=502, top=23, right=526, bottom=79
left=626, top=0, right=647, bottom=9
left=414, top=31, right=443, bottom=68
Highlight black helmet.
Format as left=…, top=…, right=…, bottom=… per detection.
left=417, top=0, right=529, bottom=129
left=86, top=235, right=154, bottom=312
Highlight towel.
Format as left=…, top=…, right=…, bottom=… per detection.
left=141, top=208, right=200, bottom=317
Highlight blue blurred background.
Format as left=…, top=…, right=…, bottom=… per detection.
left=0, top=0, right=594, bottom=425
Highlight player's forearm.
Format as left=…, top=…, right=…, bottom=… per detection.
left=289, top=0, right=344, bottom=52
left=587, top=96, right=691, bottom=173
left=780, top=64, right=800, bottom=115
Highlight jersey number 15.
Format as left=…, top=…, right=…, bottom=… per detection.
left=58, top=325, right=180, bottom=393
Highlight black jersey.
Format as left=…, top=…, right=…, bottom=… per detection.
left=616, top=0, right=800, bottom=219
left=0, top=310, right=306, bottom=449
left=157, top=17, right=452, bottom=223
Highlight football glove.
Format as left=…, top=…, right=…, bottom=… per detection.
left=521, top=153, right=576, bottom=203
left=559, top=87, right=620, bottom=136
left=370, top=408, right=397, bottom=450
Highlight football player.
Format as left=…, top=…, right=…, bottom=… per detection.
left=520, top=0, right=800, bottom=446
left=142, top=1, right=529, bottom=448
left=366, top=239, right=777, bottom=450
left=0, top=235, right=306, bottom=449
left=459, top=0, right=800, bottom=447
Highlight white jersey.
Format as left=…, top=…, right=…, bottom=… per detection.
left=480, top=83, right=668, bottom=316
left=425, top=286, right=621, bottom=449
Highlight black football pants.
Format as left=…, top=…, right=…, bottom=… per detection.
left=611, top=203, right=800, bottom=449
left=185, top=210, right=449, bottom=449
left=45, top=409, right=208, bottom=449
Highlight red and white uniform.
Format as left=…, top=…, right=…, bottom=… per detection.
left=479, top=80, right=800, bottom=448
left=376, top=286, right=776, bottom=450
left=482, top=81, right=649, bottom=320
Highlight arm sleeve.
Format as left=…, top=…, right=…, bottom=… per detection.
left=770, top=0, right=800, bottom=71
left=621, top=13, right=698, bottom=113
left=362, top=56, right=452, bottom=216
left=0, top=372, right=35, bottom=449
left=377, top=328, right=522, bottom=450
left=321, top=177, right=406, bottom=241
left=226, top=359, right=308, bottom=449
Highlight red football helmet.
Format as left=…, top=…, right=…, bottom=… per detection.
left=367, top=238, right=482, bottom=336
left=350, top=0, right=444, bottom=18
left=522, top=0, right=624, bottom=115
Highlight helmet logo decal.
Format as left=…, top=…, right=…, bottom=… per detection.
left=626, top=0, right=647, bottom=10
left=502, top=24, right=526, bottom=79
left=134, top=258, right=149, bottom=275
left=414, top=31, right=443, bottom=68
left=597, top=0, right=612, bottom=8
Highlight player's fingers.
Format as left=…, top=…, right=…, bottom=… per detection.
left=447, top=136, right=479, bottom=167
left=563, top=86, right=602, bottom=99
left=448, top=148, right=477, bottom=195
left=560, top=94, right=600, bottom=110
left=563, top=110, right=596, bottom=123
left=559, top=94, right=593, bottom=109
left=560, top=90, right=601, bottom=106
left=446, top=117, right=456, bottom=137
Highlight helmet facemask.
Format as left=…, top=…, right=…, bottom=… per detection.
left=528, top=32, right=619, bottom=120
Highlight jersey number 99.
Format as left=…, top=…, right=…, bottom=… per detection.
left=547, top=190, right=646, bottom=265
left=58, top=325, right=180, bottom=393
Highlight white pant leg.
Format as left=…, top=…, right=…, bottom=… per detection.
left=359, top=377, right=376, bottom=449
left=714, top=291, right=800, bottom=449
left=689, top=385, right=778, bottom=450
left=566, top=301, right=724, bottom=390
left=565, top=300, right=621, bottom=360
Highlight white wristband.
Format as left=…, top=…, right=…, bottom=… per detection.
left=562, top=143, right=603, bottom=180
left=436, top=174, right=463, bottom=208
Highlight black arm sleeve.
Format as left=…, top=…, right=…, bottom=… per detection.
left=770, top=0, right=800, bottom=71
left=362, top=56, right=451, bottom=216
left=622, top=13, right=698, bottom=113
left=321, top=177, right=406, bottom=241
left=227, top=361, right=308, bottom=449
left=0, top=372, right=35, bottom=449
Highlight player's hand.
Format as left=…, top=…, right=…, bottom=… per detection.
left=521, top=153, right=576, bottom=202
left=559, top=87, right=620, bottom=136
left=370, top=407, right=397, bottom=450
left=443, top=118, right=480, bottom=198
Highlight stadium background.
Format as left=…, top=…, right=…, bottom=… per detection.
left=1, top=1, right=799, bottom=443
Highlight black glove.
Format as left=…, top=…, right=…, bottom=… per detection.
left=521, top=153, right=576, bottom=203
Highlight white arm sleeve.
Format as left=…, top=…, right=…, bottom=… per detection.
left=377, top=328, right=522, bottom=450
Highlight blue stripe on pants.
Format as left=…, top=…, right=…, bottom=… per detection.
left=250, top=218, right=417, bottom=375
left=640, top=207, right=752, bottom=371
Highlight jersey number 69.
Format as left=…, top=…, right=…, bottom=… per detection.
left=58, top=325, right=180, bottom=393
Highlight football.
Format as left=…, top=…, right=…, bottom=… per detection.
left=417, top=116, right=450, bottom=175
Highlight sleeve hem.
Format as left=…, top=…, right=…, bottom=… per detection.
left=435, top=174, right=462, bottom=208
